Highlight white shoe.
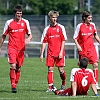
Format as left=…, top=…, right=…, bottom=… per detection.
left=46, top=88, right=52, bottom=92
left=96, top=84, right=100, bottom=90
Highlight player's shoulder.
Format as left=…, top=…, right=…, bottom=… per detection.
left=77, top=23, right=83, bottom=27
left=6, top=19, right=13, bottom=24
left=86, top=68, right=93, bottom=73
left=44, top=25, right=50, bottom=31
left=71, top=68, right=80, bottom=73
left=21, top=18, right=29, bottom=22
left=58, top=23, right=64, bottom=28
left=90, top=22, right=96, bottom=26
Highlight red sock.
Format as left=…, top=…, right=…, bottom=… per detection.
left=47, top=71, right=53, bottom=89
left=60, top=71, right=66, bottom=86
left=15, top=70, right=20, bottom=85
left=93, top=69, right=98, bottom=83
left=9, top=69, right=16, bottom=88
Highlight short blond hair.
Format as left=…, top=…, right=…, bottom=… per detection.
left=48, top=10, right=59, bottom=18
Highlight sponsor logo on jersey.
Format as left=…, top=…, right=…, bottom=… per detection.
left=21, top=23, right=24, bottom=27
left=89, top=27, right=92, bottom=31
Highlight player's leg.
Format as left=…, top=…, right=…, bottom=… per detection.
left=92, top=62, right=100, bottom=90
left=15, top=66, right=21, bottom=85
left=8, top=49, right=17, bottom=93
left=46, top=55, right=55, bottom=92
left=15, top=51, right=24, bottom=86
left=46, top=66, right=54, bottom=92
left=9, top=63, right=17, bottom=93
left=88, top=49, right=100, bottom=90
left=52, top=85, right=72, bottom=96
left=56, top=56, right=66, bottom=91
left=58, top=67, right=66, bottom=91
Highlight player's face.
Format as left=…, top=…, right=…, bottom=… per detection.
left=49, top=14, right=57, bottom=25
left=85, top=15, right=92, bottom=24
left=15, top=11, right=22, bottom=21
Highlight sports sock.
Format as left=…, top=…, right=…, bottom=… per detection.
left=60, top=71, right=66, bottom=86
left=93, top=69, right=98, bottom=83
left=15, top=70, right=20, bottom=85
left=47, top=71, right=53, bottom=89
left=9, top=68, right=16, bottom=88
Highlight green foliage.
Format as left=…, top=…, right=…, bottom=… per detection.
left=0, top=0, right=100, bottom=15
left=0, top=58, right=100, bottom=100
left=0, top=0, right=75, bottom=15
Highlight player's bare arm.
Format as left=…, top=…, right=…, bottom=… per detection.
left=59, top=41, right=65, bottom=59
left=40, top=43, right=47, bottom=62
left=25, top=34, right=32, bottom=44
left=0, top=35, right=6, bottom=54
left=71, top=81, right=77, bottom=96
left=94, top=33, right=100, bottom=44
left=73, top=38, right=82, bottom=52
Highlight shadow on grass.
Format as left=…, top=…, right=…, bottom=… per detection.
left=0, top=90, right=11, bottom=93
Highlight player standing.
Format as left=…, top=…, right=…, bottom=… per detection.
left=0, top=5, right=32, bottom=93
left=40, top=10, right=67, bottom=92
left=52, top=57, right=98, bottom=96
left=73, top=11, right=100, bottom=90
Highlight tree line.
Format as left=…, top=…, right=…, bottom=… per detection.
left=0, top=0, right=100, bottom=15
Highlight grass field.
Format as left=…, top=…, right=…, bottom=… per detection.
left=0, top=57, right=100, bottom=100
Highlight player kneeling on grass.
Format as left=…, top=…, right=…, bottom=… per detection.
left=52, top=57, right=98, bottom=96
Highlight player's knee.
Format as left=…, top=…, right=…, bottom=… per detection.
left=93, top=63, right=98, bottom=69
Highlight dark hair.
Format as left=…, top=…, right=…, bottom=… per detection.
left=82, top=11, right=92, bottom=22
left=80, top=57, right=88, bottom=68
left=13, top=4, right=22, bottom=13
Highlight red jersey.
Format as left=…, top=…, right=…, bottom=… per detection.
left=70, top=68, right=96, bottom=95
left=3, top=18, right=32, bottom=51
left=73, top=22, right=97, bottom=54
left=41, top=23, right=67, bottom=57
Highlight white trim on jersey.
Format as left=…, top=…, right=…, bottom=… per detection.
left=41, top=25, right=50, bottom=43
left=73, top=23, right=82, bottom=39
left=58, top=23, right=67, bottom=40
left=22, top=18, right=32, bottom=35
left=3, top=19, right=13, bottom=35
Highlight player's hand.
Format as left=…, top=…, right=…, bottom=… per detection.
left=40, top=55, right=43, bottom=62
left=77, top=46, right=82, bottom=52
left=25, top=38, right=30, bottom=44
left=59, top=52, right=63, bottom=59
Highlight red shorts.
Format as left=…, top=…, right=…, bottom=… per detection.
left=8, top=48, right=24, bottom=67
left=79, top=48, right=99, bottom=64
left=46, top=55, right=65, bottom=67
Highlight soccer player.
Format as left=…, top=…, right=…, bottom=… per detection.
left=73, top=11, right=100, bottom=90
left=0, top=5, right=32, bottom=93
left=40, top=10, right=67, bottom=92
left=52, top=57, right=98, bottom=96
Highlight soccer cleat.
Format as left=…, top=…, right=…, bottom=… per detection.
left=52, top=85, right=59, bottom=95
left=60, top=85, right=65, bottom=91
left=46, top=88, right=52, bottom=92
left=12, top=88, right=17, bottom=93
left=52, top=85, right=57, bottom=92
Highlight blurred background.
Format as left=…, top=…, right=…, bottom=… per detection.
left=0, top=0, right=100, bottom=58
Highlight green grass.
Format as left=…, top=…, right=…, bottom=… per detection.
left=0, top=58, right=100, bottom=100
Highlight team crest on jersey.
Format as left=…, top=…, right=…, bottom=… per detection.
left=89, top=27, right=92, bottom=31
left=21, top=23, right=24, bottom=27
left=57, top=28, right=59, bottom=32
